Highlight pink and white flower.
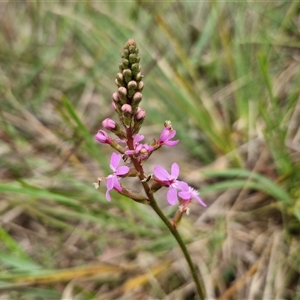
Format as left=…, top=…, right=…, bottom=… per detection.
left=105, top=153, right=129, bottom=201
left=153, top=163, right=180, bottom=205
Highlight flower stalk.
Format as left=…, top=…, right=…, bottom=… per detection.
left=94, top=38, right=206, bottom=299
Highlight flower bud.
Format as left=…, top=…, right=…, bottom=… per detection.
left=121, top=58, right=129, bottom=69
left=135, top=108, right=146, bottom=120
left=135, top=72, right=143, bottom=81
left=115, top=73, right=124, bottom=87
left=122, top=49, right=129, bottom=58
left=127, top=80, right=137, bottom=98
left=131, top=63, right=140, bottom=75
left=129, top=53, right=137, bottom=64
left=95, top=130, right=111, bottom=144
left=112, top=92, right=120, bottom=102
left=121, top=104, right=132, bottom=114
left=102, top=118, right=116, bottom=130
left=128, top=45, right=136, bottom=53
left=112, top=101, right=117, bottom=111
left=118, top=87, right=127, bottom=103
left=123, top=69, right=132, bottom=83
left=137, top=81, right=144, bottom=92
left=133, top=92, right=142, bottom=104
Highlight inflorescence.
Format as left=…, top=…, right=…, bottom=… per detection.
left=94, top=38, right=206, bottom=220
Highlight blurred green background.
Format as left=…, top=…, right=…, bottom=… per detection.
left=0, top=1, right=300, bottom=299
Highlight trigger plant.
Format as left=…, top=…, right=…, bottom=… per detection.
left=94, top=39, right=206, bottom=299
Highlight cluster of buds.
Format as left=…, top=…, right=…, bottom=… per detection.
left=112, top=38, right=145, bottom=134
left=94, top=39, right=206, bottom=226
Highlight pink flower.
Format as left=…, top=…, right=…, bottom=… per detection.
left=157, top=126, right=179, bottom=147
left=153, top=163, right=180, bottom=205
left=105, top=153, right=129, bottom=201
left=124, top=134, right=145, bottom=155
left=126, top=143, right=154, bottom=160
left=95, top=130, right=112, bottom=144
left=177, top=181, right=206, bottom=207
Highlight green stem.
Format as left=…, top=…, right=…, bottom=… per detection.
left=126, top=130, right=205, bottom=299
left=147, top=192, right=205, bottom=300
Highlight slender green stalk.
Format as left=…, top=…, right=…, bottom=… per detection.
left=146, top=188, right=205, bottom=300
left=128, top=132, right=205, bottom=299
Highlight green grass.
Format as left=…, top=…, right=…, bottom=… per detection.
left=0, top=1, right=299, bottom=299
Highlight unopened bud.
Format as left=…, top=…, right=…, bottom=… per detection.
left=95, top=130, right=111, bottom=144
left=137, top=81, right=144, bottom=91
left=129, top=53, right=137, bottom=64
left=118, top=87, right=127, bottom=102
left=127, top=80, right=137, bottom=98
left=135, top=72, right=143, bottom=81
left=115, top=73, right=124, bottom=86
left=132, top=108, right=145, bottom=134
left=133, top=92, right=142, bottom=104
left=123, top=69, right=132, bottom=83
left=121, top=58, right=129, bottom=69
left=122, top=49, right=129, bottom=58
left=112, top=92, right=120, bottom=102
left=131, top=63, right=140, bottom=75
left=128, top=45, right=136, bottom=54
left=121, top=104, right=132, bottom=114
left=102, top=118, right=116, bottom=130
left=135, top=108, right=146, bottom=120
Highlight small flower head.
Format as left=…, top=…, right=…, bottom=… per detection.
left=177, top=181, right=206, bottom=207
left=153, top=163, right=180, bottom=205
left=95, top=130, right=112, bottom=144
left=105, top=153, right=130, bottom=201
left=136, top=144, right=154, bottom=160
left=157, top=126, right=179, bottom=147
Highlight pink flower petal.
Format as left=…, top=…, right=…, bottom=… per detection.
left=165, top=140, right=179, bottom=146
left=177, top=181, right=189, bottom=190
left=106, top=176, right=114, bottom=190
left=110, top=153, right=121, bottom=170
left=167, top=187, right=178, bottom=205
left=125, top=150, right=134, bottom=155
left=167, top=129, right=176, bottom=139
left=115, top=166, right=129, bottom=176
left=195, top=195, right=207, bottom=207
left=159, top=128, right=169, bottom=142
left=171, top=163, right=180, bottom=178
left=112, top=177, right=122, bottom=192
left=153, top=165, right=170, bottom=181
left=134, top=134, right=144, bottom=143
left=178, top=191, right=190, bottom=200
left=105, top=190, right=111, bottom=201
